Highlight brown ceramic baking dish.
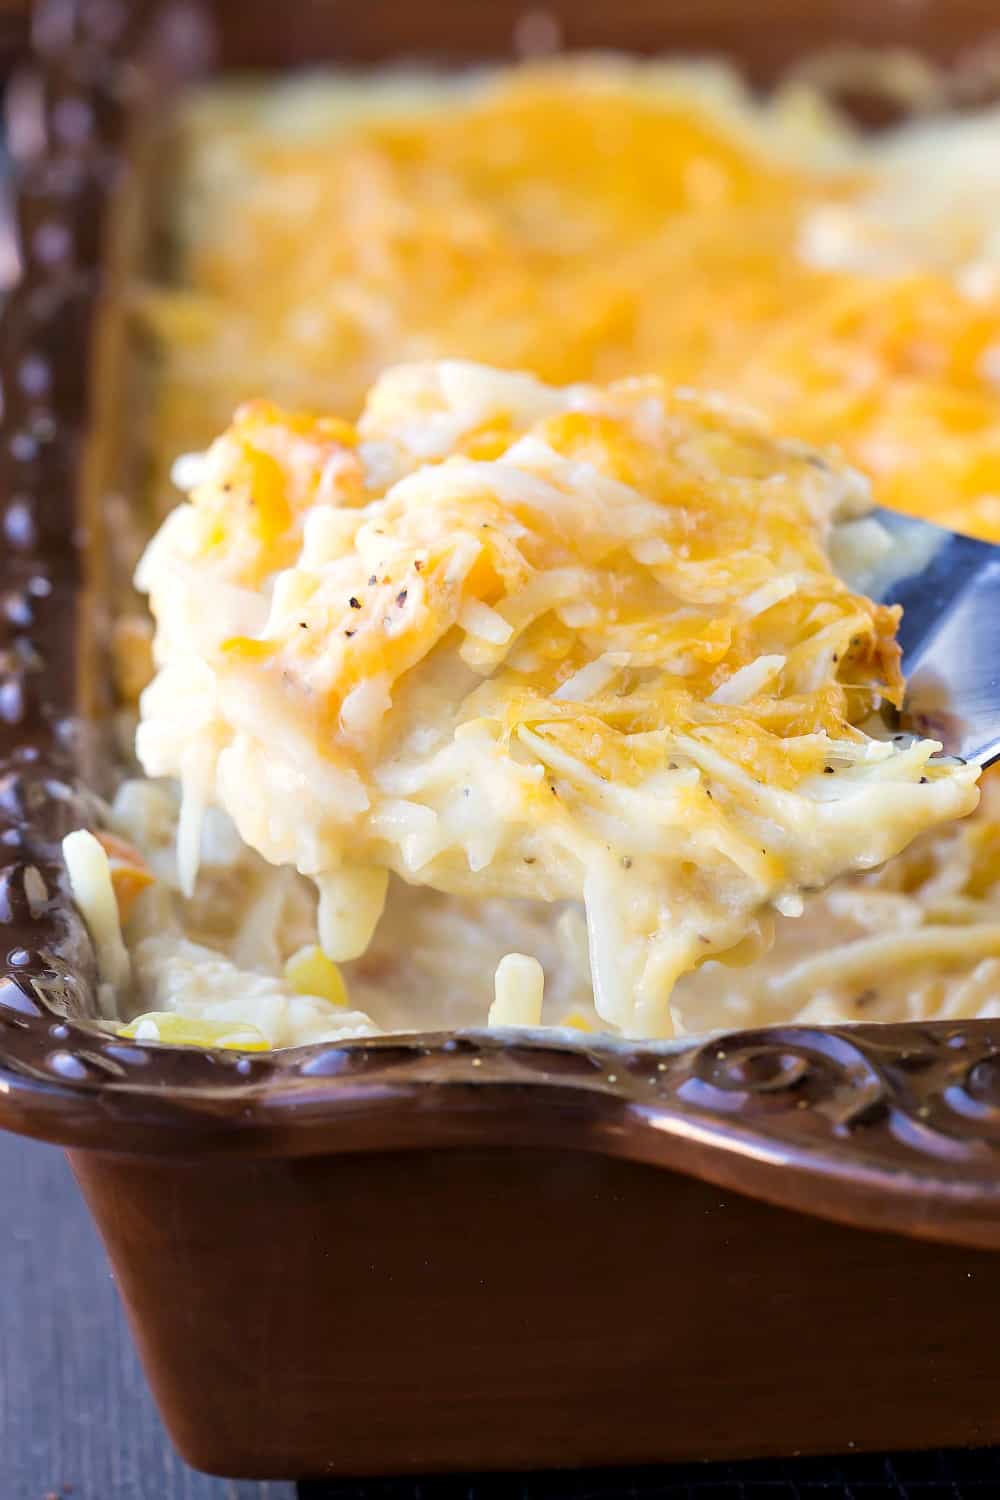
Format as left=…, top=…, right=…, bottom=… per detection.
left=4, top=0, right=1000, bottom=1481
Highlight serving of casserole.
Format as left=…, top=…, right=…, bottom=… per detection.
left=4, top=0, right=1000, bottom=1481
left=53, top=51, right=1000, bottom=1054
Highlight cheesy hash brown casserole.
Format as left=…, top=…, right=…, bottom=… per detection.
left=64, top=60, right=1000, bottom=1048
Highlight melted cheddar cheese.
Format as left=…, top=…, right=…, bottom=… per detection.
left=135, top=363, right=977, bottom=1037
left=141, top=63, right=1000, bottom=544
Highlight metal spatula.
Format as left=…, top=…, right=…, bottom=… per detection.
left=852, top=509, right=1000, bottom=768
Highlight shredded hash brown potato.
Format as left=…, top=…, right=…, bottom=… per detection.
left=65, top=58, right=1000, bottom=1050
left=131, top=363, right=976, bottom=1039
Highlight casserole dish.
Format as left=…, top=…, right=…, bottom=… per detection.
left=4, top=0, right=1000, bottom=1478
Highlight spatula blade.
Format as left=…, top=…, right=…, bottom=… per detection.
left=863, top=508, right=1000, bottom=768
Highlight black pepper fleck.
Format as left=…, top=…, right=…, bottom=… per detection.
left=823, top=765, right=834, bottom=774
left=349, top=596, right=361, bottom=609
left=344, top=629, right=356, bottom=638
left=396, top=589, right=408, bottom=607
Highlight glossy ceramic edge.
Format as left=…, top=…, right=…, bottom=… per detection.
left=3, top=0, right=1000, bottom=1250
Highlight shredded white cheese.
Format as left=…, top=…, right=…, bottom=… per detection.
left=61, top=830, right=130, bottom=1012
left=489, top=952, right=545, bottom=1027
